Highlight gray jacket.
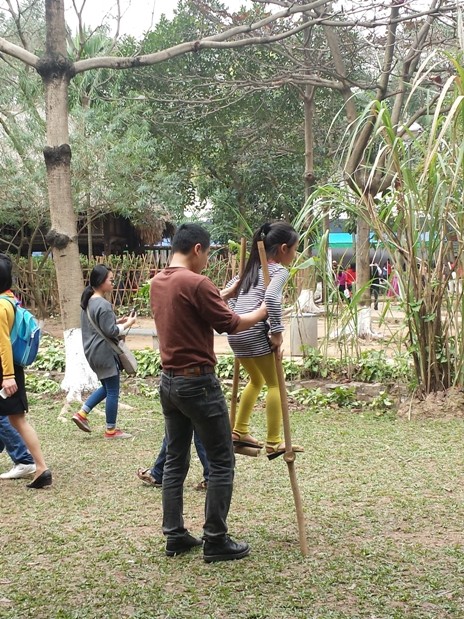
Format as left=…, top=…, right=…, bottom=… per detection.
left=81, top=296, right=120, bottom=379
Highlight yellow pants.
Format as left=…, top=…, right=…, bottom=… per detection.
left=234, top=353, right=281, bottom=445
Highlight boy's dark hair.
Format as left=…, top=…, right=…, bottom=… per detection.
left=239, top=222, right=299, bottom=294
left=0, top=253, right=13, bottom=294
left=172, top=223, right=210, bottom=254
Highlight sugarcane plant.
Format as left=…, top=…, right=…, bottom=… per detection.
left=305, top=54, right=464, bottom=396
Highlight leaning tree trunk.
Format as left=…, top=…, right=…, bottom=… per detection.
left=39, top=0, right=98, bottom=402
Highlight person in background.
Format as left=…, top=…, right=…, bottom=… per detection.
left=0, top=415, right=36, bottom=479
left=72, top=264, right=136, bottom=439
left=337, top=265, right=349, bottom=301
left=370, top=263, right=382, bottom=311
left=382, top=260, right=392, bottom=283
left=226, top=222, right=304, bottom=460
left=137, top=430, right=209, bottom=490
left=151, top=222, right=267, bottom=562
left=345, top=262, right=356, bottom=299
left=387, top=265, right=400, bottom=298
left=0, top=253, right=51, bottom=489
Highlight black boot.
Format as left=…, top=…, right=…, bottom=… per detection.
left=165, top=533, right=203, bottom=557
left=203, top=536, right=250, bottom=563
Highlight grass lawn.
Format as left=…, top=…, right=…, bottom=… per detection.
left=1, top=387, right=463, bottom=619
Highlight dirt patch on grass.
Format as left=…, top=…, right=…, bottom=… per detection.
left=397, top=386, right=464, bottom=420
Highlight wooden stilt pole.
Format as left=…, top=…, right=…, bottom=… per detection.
left=233, top=445, right=260, bottom=457
left=257, top=240, right=309, bottom=556
left=230, top=238, right=247, bottom=432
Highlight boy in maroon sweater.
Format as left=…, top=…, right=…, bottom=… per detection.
left=151, top=223, right=267, bottom=562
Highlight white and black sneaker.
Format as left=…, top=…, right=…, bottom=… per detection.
left=0, top=463, right=36, bottom=479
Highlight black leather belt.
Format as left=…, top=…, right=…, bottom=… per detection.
left=163, top=365, right=215, bottom=377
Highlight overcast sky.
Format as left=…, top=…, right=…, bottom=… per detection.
left=63, top=1, right=441, bottom=40
left=64, top=0, right=252, bottom=38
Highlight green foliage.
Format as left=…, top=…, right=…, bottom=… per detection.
left=125, top=379, right=159, bottom=400
left=215, top=355, right=242, bottom=380
left=352, top=351, right=412, bottom=384
left=300, top=348, right=412, bottom=386
left=25, top=374, right=60, bottom=395
left=304, top=54, right=464, bottom=394
left=213, top=350, right=411, bottom=388
left=33, top=336, right=66, bottom=372
left=134, top=281, right=150, bottom=302
left=32, top=338, right=162, bottom=379
left=133, top=349, right=162, bottom=378
left=301, top=347, right=343, bottom=379
left=368, top=390, right=395, bottom=416
left=122, top=3, right=353, bottom=235
left=0, top=9, right=48, bottom=255
left=32, top=337, right=411, bottom=397
left=281, top=358, right=301, bottom=380
left=291, top=385, right=362, bottom=410
left=291, top=384, right=394, bottom=416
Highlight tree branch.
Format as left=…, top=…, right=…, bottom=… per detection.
left=0, top=36, right=39, bottom=67
left=73, top=3, right=455, bottom=74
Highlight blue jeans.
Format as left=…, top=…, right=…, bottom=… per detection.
left=82, top=373, right=120, bottom=428
left=151, top=432, right=209, bottom=484
left=0, top=415, right=34, bottom=465
left=159, top=372, right=235, bottom=542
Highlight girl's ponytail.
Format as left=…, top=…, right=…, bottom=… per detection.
left=238, top=221, right=298, bottom=294
left=80, top=285, right=94, bottom=310
left=239, top=223, right=271, bottom=294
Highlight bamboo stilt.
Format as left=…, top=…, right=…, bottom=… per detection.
left=257, top=240, right=309, bottom=557
left=230, top=238, right=247, bottom=431
left=234, top=445, right=261, bottom=457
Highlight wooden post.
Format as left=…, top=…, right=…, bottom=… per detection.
left=230, top=238, right=247, bottom=431
left=257, top=240, right=309, bottom=557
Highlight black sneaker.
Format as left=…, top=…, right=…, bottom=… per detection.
left=165, top=533, right=203, bottom=557
left=203, top=536, right=250, bottom=563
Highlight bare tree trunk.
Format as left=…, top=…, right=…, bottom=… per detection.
left=303, top=85, right=315, bottom=202
left=86, top=194, right=93, bottom=259
left=300, top=16, right=320, bottom=311
left=38, top=0, right=97, bottom=402
left=356, top=206, right=371, bottom=307
left=40, top=0, right=83, bottom=330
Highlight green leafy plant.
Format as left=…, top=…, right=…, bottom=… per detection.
left=33, top=336, right=66, bottom=372
left=306, top=56, right=464, bottom=395
left=133, top=349, right=162, bottom=378
left=25, top=374, right=61, bottom=394
left=368, top=390, right=395, bottom=416
left=301, top=347, right=343, bottom=379
left=281, top=358, right=301, bottom=380
left=215, top=355, right=242, bottom=379
left=352, top=350, right=412, bottom=384
left=290, top=385, right=362, bottom=411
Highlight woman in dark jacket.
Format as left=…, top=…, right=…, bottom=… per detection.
left=72, top=265, right=136, bottom=439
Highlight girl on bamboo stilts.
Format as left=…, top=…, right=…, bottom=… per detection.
left=227, top=222, right=304, bottom=460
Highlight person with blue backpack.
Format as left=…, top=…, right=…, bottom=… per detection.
left=0, top=254, right=51, bottom=489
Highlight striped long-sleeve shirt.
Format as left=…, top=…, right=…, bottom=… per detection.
left=227, top=262, right=289, bottom=358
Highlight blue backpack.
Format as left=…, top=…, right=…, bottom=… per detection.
left=0, top=296, right=41, bottom=366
